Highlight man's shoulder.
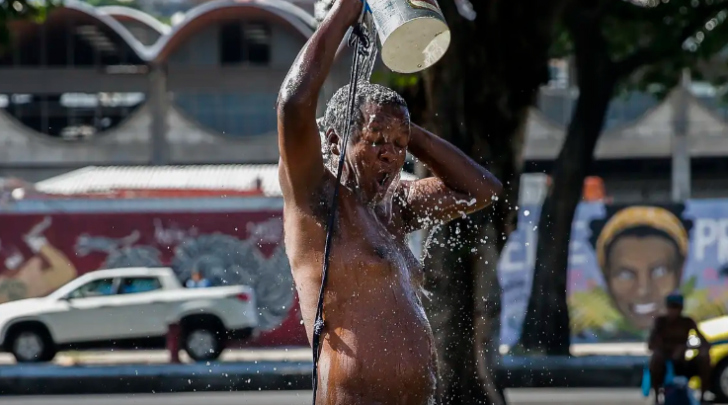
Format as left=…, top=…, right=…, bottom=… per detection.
left=283, top=174, right=336, bottom=223
left=681, top=315, right=698, bottom=326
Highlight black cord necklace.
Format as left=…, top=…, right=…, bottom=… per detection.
left=310, top=6, right=376, bottom=404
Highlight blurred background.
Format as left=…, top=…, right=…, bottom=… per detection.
left=1, top=0, right=728, bottom=403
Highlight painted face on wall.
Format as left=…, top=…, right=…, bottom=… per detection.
left=604, top=232, right=682, bottom=330
left=594, top=206, right=689, bottom=332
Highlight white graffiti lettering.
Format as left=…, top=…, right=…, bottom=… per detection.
left=694, top=218, right=728, bottom=263
left=153, top=219, right=198, bottom=246
left=246, top=218, right=283, bottom=244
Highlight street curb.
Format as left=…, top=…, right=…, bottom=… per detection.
left=497, top=355, right=648, bottom=388
left=0, top=361, right=312, bottom=395
left=0, top=355, right=648, bottom=395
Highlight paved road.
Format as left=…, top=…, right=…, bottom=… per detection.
left=1, top=389, right=650, bottom=405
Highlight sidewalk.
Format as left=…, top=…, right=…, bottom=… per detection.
left=0, top=343, right=649, bottom=366
left=0, top=343, right=650, bottom=395
left=0, top=347, right=313, bottom=366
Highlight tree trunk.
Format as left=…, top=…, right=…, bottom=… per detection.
left=518, top=4, right=616, bottom=355
left=425, top=212, right=501, bottom=405
left=420, top=0, right=565, bottom=402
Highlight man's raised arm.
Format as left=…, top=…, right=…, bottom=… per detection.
left=397, top=124, right=503, bottom=231
left=276, top=0, right=361, bottom=203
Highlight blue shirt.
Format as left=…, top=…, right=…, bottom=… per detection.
left=185, top=278, right=211, bottom=288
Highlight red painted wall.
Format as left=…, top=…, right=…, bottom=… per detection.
left=0, top=207, right=308, bottom=347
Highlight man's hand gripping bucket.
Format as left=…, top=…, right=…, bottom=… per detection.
left=364, top=0, right=451, bottom=73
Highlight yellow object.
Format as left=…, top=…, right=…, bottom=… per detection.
left=595, top=206, right=688, bottom=270
left=687, top=316, right=728, bottom=391
left=569, top=288, right=623, bottom=334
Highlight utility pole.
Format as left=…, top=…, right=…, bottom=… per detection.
left=671, top=69, right=691, bottom=202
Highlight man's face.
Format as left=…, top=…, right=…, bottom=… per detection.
left=605, top=235, right=681, bottom=330
left=666, top=304, right=683, bottom=320
left=340, top=102, right=410, bottom=202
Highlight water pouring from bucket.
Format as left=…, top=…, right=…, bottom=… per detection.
left=368, top=0, right=450, bottom=73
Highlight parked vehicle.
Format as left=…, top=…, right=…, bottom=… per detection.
left=0, top=267, right=257, bottom=363
left=685, top=315, right=728, bottom=401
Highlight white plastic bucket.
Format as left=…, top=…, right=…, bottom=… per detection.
left=368, top=0, right=451, bottom=73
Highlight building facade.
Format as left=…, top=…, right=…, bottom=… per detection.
left=1, top=0, right=728, bottom=203
left=0, top=0, right=350, bottom=181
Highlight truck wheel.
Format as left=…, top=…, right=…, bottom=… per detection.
left=712, top=360, right=728, bottom=403
left=9, top=327, right=56, bottom=363
left=183, top=327, right=223, bottom=362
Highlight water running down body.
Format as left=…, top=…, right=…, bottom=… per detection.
left=276, top=0, right=503, bottom=403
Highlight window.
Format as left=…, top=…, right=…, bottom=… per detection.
left=173, top=92, right=277, bottom=137
left=68, top=278, right=116, bottom=299
left=218, top=21, right=271, bottom=65
left=118, top=277, right=162, bottom=295
left=245, top=23, right=271, bottom=65
left=220, top=22, right=244, bottom=64
left=0, top=92, right=145, bottom=140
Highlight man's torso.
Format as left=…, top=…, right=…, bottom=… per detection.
left=283, top=176, right=437, bottom=404
left=657, top=315, right=695, bottom=354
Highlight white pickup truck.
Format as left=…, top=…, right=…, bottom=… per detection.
left=0, top=267, right=258, bottom=363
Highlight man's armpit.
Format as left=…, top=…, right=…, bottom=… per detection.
left=308, top=175, right=339, bottom=227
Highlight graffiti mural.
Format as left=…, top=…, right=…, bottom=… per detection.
left=0, top=216, right=78, bottom=303
left=76, top=231, right=163, bottom=269
left=0, top=210, right=306, bottom=346
left=499, top=200, right=728, bottom=346
left=74, top=220, right=294, bottom=332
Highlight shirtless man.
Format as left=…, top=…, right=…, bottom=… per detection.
left=276, top=0, right=502, bottom=402
left=648, top=293, right=711, bottom=404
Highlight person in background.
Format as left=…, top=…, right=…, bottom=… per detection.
left=648, top=293, right=711, bottom=404
left=185, top=270, right=210, bottom=288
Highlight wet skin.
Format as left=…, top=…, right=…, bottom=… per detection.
left=276, top=0, right=502, bottom=403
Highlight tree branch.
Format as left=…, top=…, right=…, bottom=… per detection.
left=614, top=1, right=728, bottom=77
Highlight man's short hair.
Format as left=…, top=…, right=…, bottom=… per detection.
left=666, top=292, right=684, bottom=307
left=323, top=82, right=407, bottom=140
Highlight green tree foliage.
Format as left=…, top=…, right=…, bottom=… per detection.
left=0, top=0, right=61, bottom=47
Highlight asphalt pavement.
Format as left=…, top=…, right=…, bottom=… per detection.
left=0, top=389, right=650, bottom=405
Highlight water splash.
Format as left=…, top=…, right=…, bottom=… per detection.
left=454, top=0, right=476, bottom=20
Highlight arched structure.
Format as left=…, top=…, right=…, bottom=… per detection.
left=0, top=2, right=148, bottom=140
left=151, top=0, right=316, bottom=63
left=99, top=6, right=171, bottom=46
left=0, top=0, right=350, bottom=180
left=1, top=2, right=147, bottom=66
left=156, top=0, right=318, bottom=138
